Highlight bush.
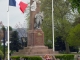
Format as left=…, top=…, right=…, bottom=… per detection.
left=0, top=50, right=4, bottom=58
left=11, top=56, right=20, bottom=60
left=55, top=54, right=74, bottom=60
left=11, top=56, right=42, bottom=60
left=70, top=46, right=79, bottom=52
left=22, top=56, right=42, bottom=60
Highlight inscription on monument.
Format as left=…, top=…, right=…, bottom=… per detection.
left=38, top=32, right=42, bottom=36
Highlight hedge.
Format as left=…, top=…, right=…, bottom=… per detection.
left=11, top=56, right=42, bottom=60
left=22, top=56, right=42, bottom=60
left=11, top=56, right=20, bottom=60
left=55, top=54, right=74, bottom=60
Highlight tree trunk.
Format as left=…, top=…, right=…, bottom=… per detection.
left=65, top=41, right=70, bottom=53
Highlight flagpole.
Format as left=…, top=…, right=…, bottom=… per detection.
left=7, top=0, right=9, bottom=60
left=52, top=0, right=55, bottom=51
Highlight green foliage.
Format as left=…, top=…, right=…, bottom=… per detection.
left=55, top=36, right=66, bottom=51
left=55, top=54, right=74, bottom=60
left=9, top=26, right=13, bottom=31
left=11, top=56, right=20, bottom=60
left=0, top=43, right=3, bottom=52
left=0, top=43, right=8, bottom=59
left=70, top=46, right=79, bottom=52
left=0, top=50, right=4, bottom=58
left=41, top=0, right=72, bottom=52
left=54, top=0, right=71, bottom=38
left=67, top=24, right=80, bottom=46
left=73, top=17, right=80, bottom=26
left=55, top=55, right=63, bottom=59
left=11, top=56, right=42, bottom=60
left=1, top=26, right=6, bottom=31
left=69, top=0, right=80, bottom=13
left=10, top=31, right=22, bottom=52
left=54, top=0, right=72, bottom=53
left=41, top=0, right=52, bottom=48
left=22, top=56, right=42, bottom=60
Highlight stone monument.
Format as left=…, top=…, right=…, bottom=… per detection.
left=12, top=0, right=54, bottom=56
left=27, top=0, right=53, bottom=55
left=28, top=0, right=44, bottom=46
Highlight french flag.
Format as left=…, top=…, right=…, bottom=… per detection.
left=9, top=0, right=28, bottom=13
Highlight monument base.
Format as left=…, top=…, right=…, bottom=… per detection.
left=12, top=29, right=59, bottom=56
left=12, top=46, right=54, bottom=56
left=27, top=29, right=44, bottom=46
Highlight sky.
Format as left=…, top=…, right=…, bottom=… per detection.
left=0, top=0, right=30, bottom=28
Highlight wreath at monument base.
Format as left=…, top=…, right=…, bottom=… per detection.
left=43, top=54, right=52, bottom=60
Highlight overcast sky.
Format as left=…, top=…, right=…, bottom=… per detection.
left=0, top=0, right=30, bottom=28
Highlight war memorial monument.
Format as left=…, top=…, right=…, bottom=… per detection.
left=13, top=0, right=54, bottom=56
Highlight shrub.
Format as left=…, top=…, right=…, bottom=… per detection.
left=22, top=56, right=42, bottom=60
left=55, top=55, right=63, bottom=60
left=55, top=54, right=74, bottom=60
left=11, top=56, right=20, bottom=60
left=11, top=56, right=42, bottom=60
left=0, top=50, right=4, bottom=58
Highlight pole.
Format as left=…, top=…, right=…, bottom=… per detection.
left=52, top=0, right=55, bottom=51
left=7, top=0, right=9, bottom=60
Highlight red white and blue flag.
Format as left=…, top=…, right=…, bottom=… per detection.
left=9, top=0, right=28, bottom=13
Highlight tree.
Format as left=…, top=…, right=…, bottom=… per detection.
left=0, top=50, right=4, bottom=58
left=41, top=0, right=73, bottom=53
left=10, top=31, right=22, bottom=52
left=9, top=26, right=13, bottom=31
left=67, top=24, right=80, bottom=47
left=41, top=0, right=52, bottom=48
left=69, top=0, right=80, bottom=13
left=53, top=0, right=73, bottom=53
left=73, top=17, right=80, bottom=26
left=0, top=42, right=3, bottom=52
left=55, top=36, right=66, bottom=51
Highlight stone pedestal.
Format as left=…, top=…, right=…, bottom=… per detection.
left=27, top=29, right=44, bottom=46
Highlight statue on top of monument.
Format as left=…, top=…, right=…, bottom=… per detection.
left=34, top=12, right=44, bottom=29
left=31, top=0, right=41, bottom=11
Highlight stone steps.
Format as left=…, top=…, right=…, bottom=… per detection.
left=12, top=46, right=59, bottom=56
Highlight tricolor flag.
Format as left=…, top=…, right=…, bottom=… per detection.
left=9, top=0, right=28, bottom=13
